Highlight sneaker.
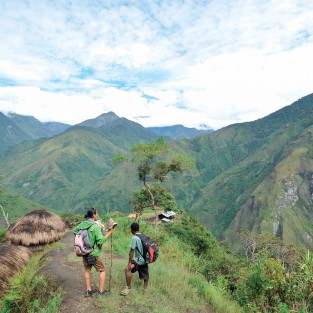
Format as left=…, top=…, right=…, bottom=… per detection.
left=96, top=289, right=110, bottom=296
left=120, top=286, right=131, bottom=296
left=84, top=290, right=93, bottom=297
left=106, top=218, right=118, bottom=231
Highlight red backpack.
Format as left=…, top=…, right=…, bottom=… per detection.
left=135, top=233, right=159, bottom=264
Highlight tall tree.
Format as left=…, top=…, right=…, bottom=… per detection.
left=113, top=137, right=192, bottom=229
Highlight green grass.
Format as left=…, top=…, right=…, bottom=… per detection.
left=63, top=213, right=241, bottom=312
left=68, top=214, right=242, bottom=313
left=0, top=228, right=7, bottom=243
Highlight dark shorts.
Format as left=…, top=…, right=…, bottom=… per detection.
left=83, top=255, right=105, bottom=272
left=131, top=260, right=149, bottom=280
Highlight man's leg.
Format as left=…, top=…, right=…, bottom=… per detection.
left=121, top=264, right=135, bottom=295
left=84, top=267, right=92, bottom=291
left=99, top=271, right=106, bottom=292
left=144, top=278, right=149, bottom=290
left=125, top=265, right=134, bottom=288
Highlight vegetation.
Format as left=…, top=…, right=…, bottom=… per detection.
left=113, top=136, right=192, bottom=226
left=1, top=95, right=313, bottom=311
left=0, top=228, right=7, bottom=243
left=64, top=211, right=242, bottom=313
left=0, top=188, right=53, bottom=225
left=64, top=211, right=313, bottom=313
left=1, top=94, right=313, bottom=251
left=0, top=244, right=63, bottom=313
left=1, top=209, right=312, bottom=313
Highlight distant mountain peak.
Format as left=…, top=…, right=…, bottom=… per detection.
left=148, top=124, right=214, bottom=140
left=78, top=112, right=120, bottom=128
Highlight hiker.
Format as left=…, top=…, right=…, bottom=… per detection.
left=73, top=208, right=116, bottom=297
left=120, top=222, right=149, bottom=296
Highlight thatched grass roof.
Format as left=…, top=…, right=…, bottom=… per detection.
left=5, top=209, right=67, bottom=250
left=0, top=243, right=32, bottom=297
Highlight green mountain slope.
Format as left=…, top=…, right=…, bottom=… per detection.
left=7, top=113, right=53, bottom=139
left=42, top=121, right=71, bottom=136
left=0, top=126, right=127, bottom=212
left=0, top=112, right=30, bottom=153
left=0, top=112, right=70, bottom=154
left=0, top=115, right=157, bottom=214
left=176, top=93, right=313, bottom=249
left=79, top=112, right=158, bottom=149
left=0, top=188, right=53, bottom=226
left=1, top=94, right=313, bottom=251
left=224, top=125, right=313, bottom=250
left=148, top=124, right=214, bottom=140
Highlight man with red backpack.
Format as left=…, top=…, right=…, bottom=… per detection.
left=120, top=222, right=149, bottom=296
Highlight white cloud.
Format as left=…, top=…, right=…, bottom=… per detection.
left=0, top=0, right=313, bottom=129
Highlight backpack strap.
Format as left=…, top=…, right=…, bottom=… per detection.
left=135, top=233, right=145, bottom=259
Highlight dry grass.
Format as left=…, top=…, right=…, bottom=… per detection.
left=5, top=209, right=67, bottom=249
left=0, top=243, right=32, bottom=297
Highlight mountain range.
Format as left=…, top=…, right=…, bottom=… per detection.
left=1, top=94, right=313, bottom=251
left=0, top=111, right=212, bottom=153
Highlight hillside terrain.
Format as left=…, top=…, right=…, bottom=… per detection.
left=1, top=94, right=313, bottom=251
left=0, top=188, right=53, bottom=227
left=0, top=112, right=70, bottom=153
left=1, top=211, right=311, bottom=313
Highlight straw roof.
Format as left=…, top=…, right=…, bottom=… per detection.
left=5, top=209, right=67, bottom=250
left=0, top=243, right=32, bottom=297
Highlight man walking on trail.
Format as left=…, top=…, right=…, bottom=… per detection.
left=120, top=222, right=149, bottom=296
left=73, top=208, right=116, bottom=297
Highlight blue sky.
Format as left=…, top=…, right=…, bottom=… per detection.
left=0, top=0, right=313, bottom=129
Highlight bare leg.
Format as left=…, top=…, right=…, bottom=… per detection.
left=84, top=267, right=92, bottom=291
left=99, top=271, right=106, bottom=292
left=144, top=278, right=149, bottom=290
left=125, top=266, right=133, bottom=288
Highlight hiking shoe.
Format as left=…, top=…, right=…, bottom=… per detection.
left=120, top=287, right=131, bottom=296
left=106, top=218, right=118, bottom=230
left=84, top=290, right=94, bottom=297
left=96, top=290, right=110, bottom=296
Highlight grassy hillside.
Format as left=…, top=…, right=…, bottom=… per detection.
left=1, top=94, right=313, bottom=251
left=2, top=210, right=312, bottom=313
left=6, top=113, right=52, bottom=139
left=0, top=127, right=141, bottom=211
left=0, top=112, right=31, bottom=153
left=224, top=125, right=313, bottom=250
left=0, top=188, right=52, bottom=226
left=167, top=94, right=313, bottom=250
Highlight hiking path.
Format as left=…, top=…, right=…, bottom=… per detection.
left=41, top=231, right=215, bottom=313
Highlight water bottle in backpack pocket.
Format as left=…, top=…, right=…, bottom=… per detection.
left=135, top=233, right=159, bottom=264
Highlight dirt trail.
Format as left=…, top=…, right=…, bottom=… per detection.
left=41, top=231, right=215, bottom=313
left=41, top=231, right=102, bottom=313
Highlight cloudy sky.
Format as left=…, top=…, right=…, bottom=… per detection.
left=0, top=0, right=313, bottom=130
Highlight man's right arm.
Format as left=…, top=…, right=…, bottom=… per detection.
left=127, top=248, right=135, bottom=270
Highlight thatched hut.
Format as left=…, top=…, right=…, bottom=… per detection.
left=0, top=243, right=33, bottom=297
left=5, top=209, right=67, bottom=251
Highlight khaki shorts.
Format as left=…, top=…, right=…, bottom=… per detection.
left=82, top=255, right=106, bottom=272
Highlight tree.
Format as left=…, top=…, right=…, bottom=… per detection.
left=130, top=184, right=178, bottom=221
left=113, top=137, right=192, bottom=230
